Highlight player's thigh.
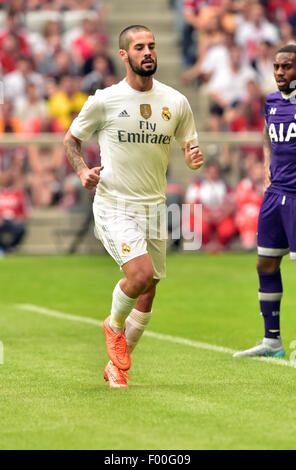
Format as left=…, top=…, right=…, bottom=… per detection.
left=257, top=192, right=289, bottom=258
left=281, top=195, right=296, bottom=260
left=121, top=253, right=154, bottom=284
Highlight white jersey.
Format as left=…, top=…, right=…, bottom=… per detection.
left=70, top=78, right=198, bottom=204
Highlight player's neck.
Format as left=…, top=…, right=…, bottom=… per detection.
left=125, top=73, right=154, bottom=92
left=281, top=88, right=296, bottom=99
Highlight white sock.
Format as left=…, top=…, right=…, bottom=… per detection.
left=125, top=308, right=152, bottom=352
left=110, top=281, right=138, bottom=331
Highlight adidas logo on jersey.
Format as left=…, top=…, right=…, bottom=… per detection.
left=118, top=110, right=130, bottom=117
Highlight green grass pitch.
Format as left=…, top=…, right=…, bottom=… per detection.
left=1, top=253, right=296, bottom=450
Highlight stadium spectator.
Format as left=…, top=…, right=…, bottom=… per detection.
left=235, top=159, right=264, bottom=251
left=235, top=1, right=279, bottom=63
left=227, top=79, right=265, bottom=134
left=0, top=155, right=28, bottom=255
left=265, top=0, right=296, bottom=24
left=14, top=82, right=48, bottom=134
left=81, top=53, right=116, bottom=94
left=0, top=10, right=30, bottom=56
left=58, top=173, right=84, bottom=211
left=66, top=16, right=108, bottom=63
left=27, top=144, right=64, bottom=207
left=0, top=100, right=23, bottom=134
left=181, top=0, right=199, bottom=66
left=227, top=79, right=265, bottom=166
left=278, top=21, right=296, bottom=48
left=65, top=0, right=105, bottom=12
left=250, top=40, right=277, bottom=96
left=81, top=41, right=116, bottom=76
left=181, top=0, right=239, bottom=75
left=6, top=0, right=26, bottom=20
left=185, top=160, right=236, bottom=252
left=0, top=31, right=20, bottom=74
left=181, top=30, right=233, bottom=84
left=53, top=49, right=80, bottom=79
left=3, top=55, right=44, bottom=102
left=47, top=74, right=87, bottom=130
left=207, top=44, right=257, bottom=132
left=33, top=19, right=63, bottom=74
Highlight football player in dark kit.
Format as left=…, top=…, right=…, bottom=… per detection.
left=234, top=44, right=296, bottom=358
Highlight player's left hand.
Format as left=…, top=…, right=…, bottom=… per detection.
left=184, top=142, right=203, bottom=170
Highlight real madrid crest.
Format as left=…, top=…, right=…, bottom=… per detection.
left=162, top=107, right=171, bottom=121
left=140, top=104, right=152, bottom=119
left=122, top=243, right=131, bottom=254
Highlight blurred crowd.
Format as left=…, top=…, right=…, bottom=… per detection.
left=0, top=0, right=118, bottom=253
left=168, top=0, right=295, bottom=252
left=0, top=0, right=291, bottom=253
left=174, top=0, right=294, bottom=133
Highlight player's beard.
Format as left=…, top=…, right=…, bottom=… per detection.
left=128, top=55, right=157, bottom=77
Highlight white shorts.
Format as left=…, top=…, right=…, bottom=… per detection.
left=93, top=196, right=167, bottom=279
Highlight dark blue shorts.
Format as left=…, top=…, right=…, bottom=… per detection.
left=257, top=191, right=296, bottom=260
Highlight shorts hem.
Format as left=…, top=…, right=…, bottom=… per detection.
left=120, top=250, right=148, bottom=268
left=257, top=246, right=289, bottom=257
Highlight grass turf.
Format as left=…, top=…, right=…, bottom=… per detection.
left=0, top=253, right=296, bottom=450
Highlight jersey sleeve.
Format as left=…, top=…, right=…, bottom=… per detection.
left=69, top=92, right=104, bottom=142
left=174, top=95, right=199, bottom=149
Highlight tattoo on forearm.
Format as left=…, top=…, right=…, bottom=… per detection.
left=64, top=138, right=87, bottom=174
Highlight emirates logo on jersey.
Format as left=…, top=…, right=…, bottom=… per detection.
left=140, top=104, right=152, bottom=119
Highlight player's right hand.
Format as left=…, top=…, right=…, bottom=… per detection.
left=78, top=166, right=104, bottom=190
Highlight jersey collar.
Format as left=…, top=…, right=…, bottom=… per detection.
left=281, top=88, right=296, bottom=100
left=122, top=78, right=156, bottom=94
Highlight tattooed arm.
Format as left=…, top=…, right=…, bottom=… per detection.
left=263, top=125, right=271, bottom=191
left=63, top=130, right=103, bottom=190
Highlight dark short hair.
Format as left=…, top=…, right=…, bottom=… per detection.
left=119, top=25, right=153, bottom=51
left=276, top=44, right=296, bottom=58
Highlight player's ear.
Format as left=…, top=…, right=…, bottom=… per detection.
left=119, top=49, right=128, bottom=63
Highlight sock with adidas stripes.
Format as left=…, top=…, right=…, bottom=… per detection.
left=125, top=308, right=152, bottom=352
left=258, top=270, right=282, bottom=339
left=110, top=281, right=139, bottom=332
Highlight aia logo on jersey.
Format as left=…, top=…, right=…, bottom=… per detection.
left=268, top=122, right=296, bottom=142
left=162, top=107, right=171, bottom=121
left=140, top=104, right=152, bottom=119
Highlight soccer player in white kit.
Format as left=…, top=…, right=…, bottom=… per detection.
left=64, top=25, right=203, bottom=388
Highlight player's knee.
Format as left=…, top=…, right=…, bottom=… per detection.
left=256, top=256, right=281, bottom=273
left=132, top=270, right=154, bottom=293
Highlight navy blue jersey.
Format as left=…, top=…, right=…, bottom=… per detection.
left=265, top=91, right=296, bottom=195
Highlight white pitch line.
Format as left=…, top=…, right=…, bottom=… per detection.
left=16, top=303, right=296, bottom=369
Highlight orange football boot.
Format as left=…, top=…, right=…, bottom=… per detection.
left=103, top=316, right=131, bottom=370
left=103, top=361, right=129, bottom=388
